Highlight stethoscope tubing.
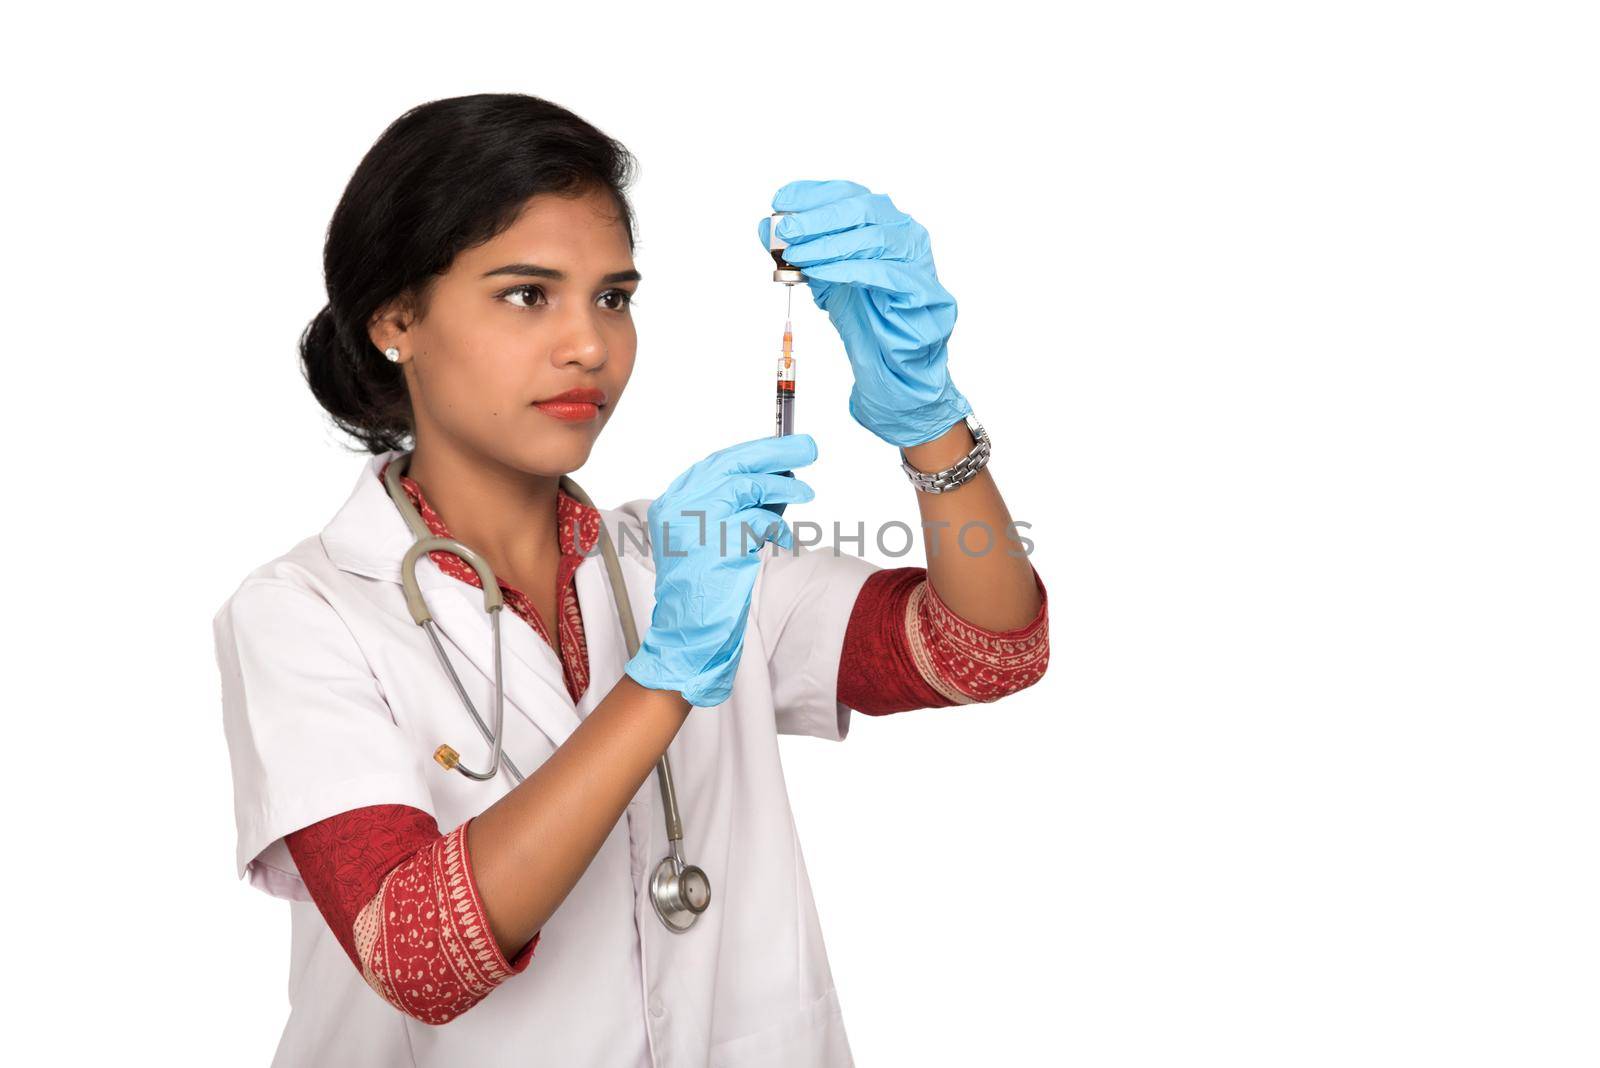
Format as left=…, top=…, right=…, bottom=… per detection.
left=382, top=451, right=707, bottom=930
left=422, top=613, right=521, bottom=782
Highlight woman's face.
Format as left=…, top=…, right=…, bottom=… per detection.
left=371, top=186, right=639, bottom=477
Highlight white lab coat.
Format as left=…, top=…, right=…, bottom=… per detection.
left=212, top=450, right=880, bottom=1067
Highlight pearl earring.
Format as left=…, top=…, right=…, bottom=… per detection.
left=384, top=347, right=401, bottom=362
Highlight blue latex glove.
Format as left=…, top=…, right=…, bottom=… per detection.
left=757, top=180, right=973, bottom=448
left=624, top=433, right=819, bottom=707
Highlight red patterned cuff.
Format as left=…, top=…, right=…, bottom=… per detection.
left=457, top=817, right=539, bottom=977
left=507, top=935, right=540, bottom=971
left=909, top=565, right=1050, bottom=704
left=352, top=818, right=539, bottom=1024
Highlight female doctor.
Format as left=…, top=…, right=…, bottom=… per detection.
left=213, top=93, right=1049, bottom=1068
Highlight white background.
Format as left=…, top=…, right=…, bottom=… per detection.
left=5, top=2, right=1597, bottom=1064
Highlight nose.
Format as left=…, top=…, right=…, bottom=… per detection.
left=551, top=305, right=609, bottom=371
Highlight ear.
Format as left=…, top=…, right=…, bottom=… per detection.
left=366, top=295, right=416, bottom=356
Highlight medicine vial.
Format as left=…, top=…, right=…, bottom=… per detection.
left=768, top=211, right=805, bottom=284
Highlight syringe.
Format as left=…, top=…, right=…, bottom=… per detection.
left=767, top=313, right=797, bottom=519
left=767, top=214, right=804, bottom=519
left=775, top=316, right=795, bottom=437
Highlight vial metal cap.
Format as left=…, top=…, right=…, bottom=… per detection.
left=768, top=211, right=805, bottom=285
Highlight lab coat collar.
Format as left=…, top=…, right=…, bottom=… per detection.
left=319, top=450, right=595, bottom=749
left=321, top=450, right=608, bottom=579
left=319, top=450, right=417, bottom=584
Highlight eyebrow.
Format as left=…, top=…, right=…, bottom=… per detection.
left=480, top=263, right=642, bottom=284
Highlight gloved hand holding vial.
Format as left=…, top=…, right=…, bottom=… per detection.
left=757, top=181, right=972, bottom=449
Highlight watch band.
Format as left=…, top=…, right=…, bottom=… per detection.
left=900, top=414, right=990, bottom=493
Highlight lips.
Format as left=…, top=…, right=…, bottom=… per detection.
left=532, top=386, right=607, bottom=422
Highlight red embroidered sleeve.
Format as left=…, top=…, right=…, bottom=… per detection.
left=838, top=565, right=1049, bottom=715
left=285, top=805, right=539, bottom=1024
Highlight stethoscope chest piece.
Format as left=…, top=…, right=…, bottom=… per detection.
left=651, top=854, right=712, bottom=932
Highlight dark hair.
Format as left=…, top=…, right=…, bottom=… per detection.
left=299, top=94, right=640, bottom=454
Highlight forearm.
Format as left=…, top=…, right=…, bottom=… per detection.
left=901, top=420, right=1042, bottom=631
left=466, top=674, right=691, bottom=958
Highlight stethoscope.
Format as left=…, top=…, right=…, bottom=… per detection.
left=382, top=451, right=711, bottom=933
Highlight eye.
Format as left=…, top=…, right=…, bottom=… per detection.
left=500, top=284, right=547, bottom=309
left=498, top=285, right=636, bottom=312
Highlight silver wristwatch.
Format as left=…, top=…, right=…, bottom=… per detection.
left=900, top=413, right=990, bottom=493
